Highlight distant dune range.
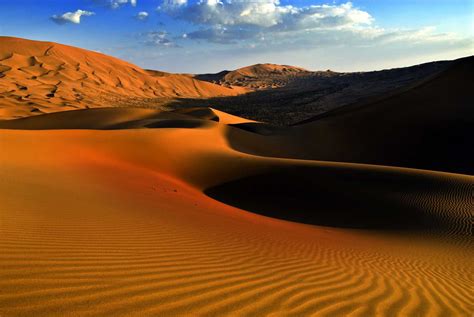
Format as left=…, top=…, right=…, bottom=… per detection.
left=0, top=37, right=473, bottom=316
left=0, top=36, right=454, bottom=124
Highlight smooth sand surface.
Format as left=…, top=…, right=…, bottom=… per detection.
left=1, top=107, right=473, bottom=316
left=0, top=37, right=246, bottom=119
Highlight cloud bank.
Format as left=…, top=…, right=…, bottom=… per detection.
left=158, top=0, right=465, bottom=49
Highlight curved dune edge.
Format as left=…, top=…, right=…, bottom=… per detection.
left=1, top=106, right=473, bottom=315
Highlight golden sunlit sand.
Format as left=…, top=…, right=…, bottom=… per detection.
left=0, top=37, right=473, bottom=316
left=0, top=37, right=247, bottom=120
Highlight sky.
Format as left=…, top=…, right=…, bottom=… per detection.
left=0, top=0, right=472, bottom=73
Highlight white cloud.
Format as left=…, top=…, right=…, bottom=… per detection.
left=159, top=0, right=188, bottom=11
left=136, top=11, right=149, bottom=20
left=51, top=10, right=95, bottom=25
left=142, top=31, right=179, bottom=47
left=109, top=0, right=137, bottom=9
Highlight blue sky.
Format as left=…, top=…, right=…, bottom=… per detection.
left=0, top=0, right=472, bottom=73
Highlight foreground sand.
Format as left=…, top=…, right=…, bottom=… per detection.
left=1, top=108, right=473, bottom=316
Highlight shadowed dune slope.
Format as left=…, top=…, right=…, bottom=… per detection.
left=0, top=37, right=246, bottom=119
left=227, top=56, right=474, bottom=175
left=205, top=164, right=474, bottom=232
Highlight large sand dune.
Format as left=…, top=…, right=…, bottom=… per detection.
left=1, top=106, right=473, bottom=316
left=0, top=37, right=246, bottom=119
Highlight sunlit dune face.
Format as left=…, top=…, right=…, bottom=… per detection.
left=0, top=37, right=248, bottom=120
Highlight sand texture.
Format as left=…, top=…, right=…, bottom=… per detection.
left=0, top=38, right=473, bottom=316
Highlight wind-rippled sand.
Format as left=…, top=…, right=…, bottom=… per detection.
left=1, top=109, right=472, bottom=316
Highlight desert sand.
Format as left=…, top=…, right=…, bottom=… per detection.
left=0, top=37, right=246, bottom=120
left=0, top=38, right=473, bottom=316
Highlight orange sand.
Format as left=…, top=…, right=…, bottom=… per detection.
left=0, top=108, right=472, bottom=316
left=0, top=37, right=247, bottom=119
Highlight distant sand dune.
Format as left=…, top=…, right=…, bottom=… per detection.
left=195, top=63, right=312, bottom=89
left=0, top=37, right=246, bottom=119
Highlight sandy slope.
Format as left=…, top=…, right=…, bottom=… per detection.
left=0, top=37, right=246, bottom=119
left=1, top=108, right=473, bottom=316
left=226, top=56, right=474, bottom=175
left=196, top=63, right=311, bottom=89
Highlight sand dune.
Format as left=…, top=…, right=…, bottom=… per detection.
left=196, top=63, right=311, bottom=89
left=227, top=56, right=474, bottom=175
left=0, top=37, right=246, bottom=119
left=1, top=106, right=473, bottom=316
left=1, top=36, right=457, bottom=125
left=1, top=37, right=473, bottom=316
